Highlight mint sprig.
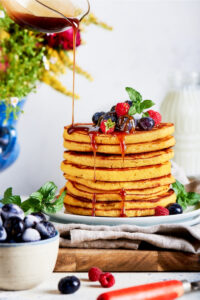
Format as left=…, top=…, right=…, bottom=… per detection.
left=172, top=180, right=200, bottom=210
left=0, top=182, right=66, bottom=215
left=125, top=87, right=155, bottom=116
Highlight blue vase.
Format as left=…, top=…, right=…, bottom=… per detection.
left=0, top=99, right=26, bottom=172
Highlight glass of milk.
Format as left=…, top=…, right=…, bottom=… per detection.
left=160, top=72, right=200, bottom=178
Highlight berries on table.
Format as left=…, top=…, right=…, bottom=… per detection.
left=167, top=203, right=183, bottom=215
left=92, top=112, right=105, bottom=125
left=31, top=212, right=47, bottom=222
left=99, top=273, right=115, bottom=288
left=22, top=228, right=41, bottom=242
left=35, top=221, right=56, bottom=239
left=138, top=117, right=155, bottom=131
left=1, top=203, right=24, bottom=221
left=88, top=267, right=102, bottom=282
left=0, top=226, right=7, bottom=242
left=100, top=119, right=115, bottom=134
left=58, top=276, right=80, bottom=294
left=116, top=116, right=135, bottom=133
left=4, top=216, right=25, bottom=239
left=155, top=206, right=169, bottom=216
left=115, top=102, right=130, bottom=117
left=24, top=215, right=40, bottom=229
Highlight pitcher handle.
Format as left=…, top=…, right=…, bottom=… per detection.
left=2, top=127, right=17, bottom=160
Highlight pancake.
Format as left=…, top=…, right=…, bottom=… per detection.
left=64, top=123, right=174, bottom=145
left=64, top=135, right=175, bottom=154
left=61, top=161, right=171, bottom=182
left=63, top=149, right=174, bottom=168
left=64, top=174, right=176, bottom=190
left=64, top=190, right=176, bottom=217
left=66, top=181, right=170, bottom=201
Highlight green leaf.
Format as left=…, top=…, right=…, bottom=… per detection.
left=140, top=100, right=155, bottom=112
left=128, top=106, right=137, bottom=116
left=125, top=87, right=142, bottom=103
left=1, top=195, right=21, bottom=206
left=38, top=182, right=57, bottom=201
left=172, top=180, right=185, bottom=196
left=4, top=187, right=13, bottom=198
left=187, top=192, right=200, bottom=201
left=21, top=198, right=41, bottom=214
left=42, top=191, right=66, bottom=214
left=142, top=112, right=149, bottom=117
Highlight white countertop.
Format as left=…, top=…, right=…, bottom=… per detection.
left=0, top=272, right=200, bottom=300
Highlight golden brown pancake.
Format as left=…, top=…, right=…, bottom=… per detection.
left=64, top=190, right=176, bottom=217
left=61, top=161, right=171, bottom=182
left=63, top=136, right=175, bottom=154
left=66, top=181, right=170, bottom=201
left=64, top=123, right=174, bottom=144
left=64, top=174, right=175, bottom=190
left=63, top=148, right=174, bottom=168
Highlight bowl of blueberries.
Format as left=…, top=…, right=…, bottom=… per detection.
left=0, top=203, right=59, bottom=291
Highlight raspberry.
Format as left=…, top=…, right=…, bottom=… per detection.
left=99, top=273, right=115, bottom=288
left=88, top=267, right=102, bottom=282
left=115, top=102, right=130, bottom=117
left=147, top=110, right=162, bottom=126
left=155, top=206, right=169, bottom=216
left=100, top=119, right=115, bottom=134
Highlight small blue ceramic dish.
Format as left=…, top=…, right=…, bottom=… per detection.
left=0, top=231, right=59, bottom=291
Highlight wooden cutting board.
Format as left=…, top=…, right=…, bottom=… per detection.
left=54, top=248, right=200, bottom=272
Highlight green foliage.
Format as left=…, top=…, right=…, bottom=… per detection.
left=0, top=10, right=46, bottom=118
left=172, top=180, right=200, bottom=210
left=126, top=87, right=155, bottom=116
left=0, top=182, right=66, bottom=214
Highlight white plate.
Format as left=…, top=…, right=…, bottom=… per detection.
left=47, top=207, right=200, bottom=227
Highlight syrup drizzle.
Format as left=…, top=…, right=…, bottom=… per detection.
left=119, top=188, right=127, bottom=217
left=92, top=193, right=96, bottom=216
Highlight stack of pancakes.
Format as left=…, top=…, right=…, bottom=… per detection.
left=61, top=123, right=176, bottom=217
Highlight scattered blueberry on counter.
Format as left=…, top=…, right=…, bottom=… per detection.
left=0, top=204, right=56, bottom=243
left=58, top=276, right=81, bottom=294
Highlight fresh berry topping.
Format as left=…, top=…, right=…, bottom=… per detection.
left=125, top=100, right=132, bottom=107
left=22, top=228, right=41, bottom=242
left=155, top=206, right=169, bottom=216
left=35, top=221, right=56, bottom=239
left=148, top=110, right=162, bottom=126
left=88, top=267, right=102, bottom=281
left=138, top=117, right=155, bottom=130
left=4, top=217, right=25, bottom=239
left=116, top=116, right=135, bottom=133
left=99, top=273, right=115, bottom=288
left=115, top=102, right=130, bottom=117
left=0, top=226, right=7, bottom=242
left=103, top=112, right=118, bottom=124
left=1, top=204, right=24, bottom=221
left=167, top=203, right=183, bottom=215
left=92, top=112, right=105, bottom=125
left=110, top=105, right=116, bottom=112
left=100, top=119, right=115, bottom=134
left=58, top=276, right=80, bottom=294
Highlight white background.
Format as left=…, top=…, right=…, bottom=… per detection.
left=1, top=0, right=200, bottom=194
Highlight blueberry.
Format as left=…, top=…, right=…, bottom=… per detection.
left=22, top=228, right=41, bottom=242
left=125, top=100, right=133, bottom=107
left=138, top=117, right=155, bottom=130
left=4, top=217, right=25, bottom=240
left=58, top=276, right=80, bottom=294
left=103, top=112, right=118, bottom=123
left=116, top=116, right=135, bottom=133
left=35, top=221, right=56, bottom=239
left=92, top=112, right=105, bottom=125
left=31, top=212, right=47, bottom=222
left=168, top=203, right=183, bottom=215
left=110, top=105, right=116, bottom=112
left=1, top=204, right=24, bottom=221
left=24, top=215, right=40, bottom=229
left=0, top=214, right=2, bottom=227
left=0, top=226, right=7, bottom=242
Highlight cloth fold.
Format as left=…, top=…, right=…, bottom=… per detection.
left=55, top=223, right=200, bottom=254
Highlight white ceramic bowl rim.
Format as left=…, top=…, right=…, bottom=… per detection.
left=0, top=231, right=59, bottom=247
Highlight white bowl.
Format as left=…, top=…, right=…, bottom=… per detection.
left=0, top=232, right=59, bottom=290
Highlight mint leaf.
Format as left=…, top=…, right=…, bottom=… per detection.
left=125, top=87, right=142, bottom=103
left=42, top=191, right=66, bottom=214
left=140, top=100, right=155, bottom=111
left=1, top=195, right=21, bottom=206
left=128, top=106, right=137, bottom=116
left=21, top=198, right=40, bottom=214
left=142, top=112, right=149, bottom=117
left=4, top=187, right=13, bottom=198
left=38, top=182, right=57, bottom=201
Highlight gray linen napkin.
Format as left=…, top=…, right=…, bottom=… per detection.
left=55, top=223, right=200, bottom=253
